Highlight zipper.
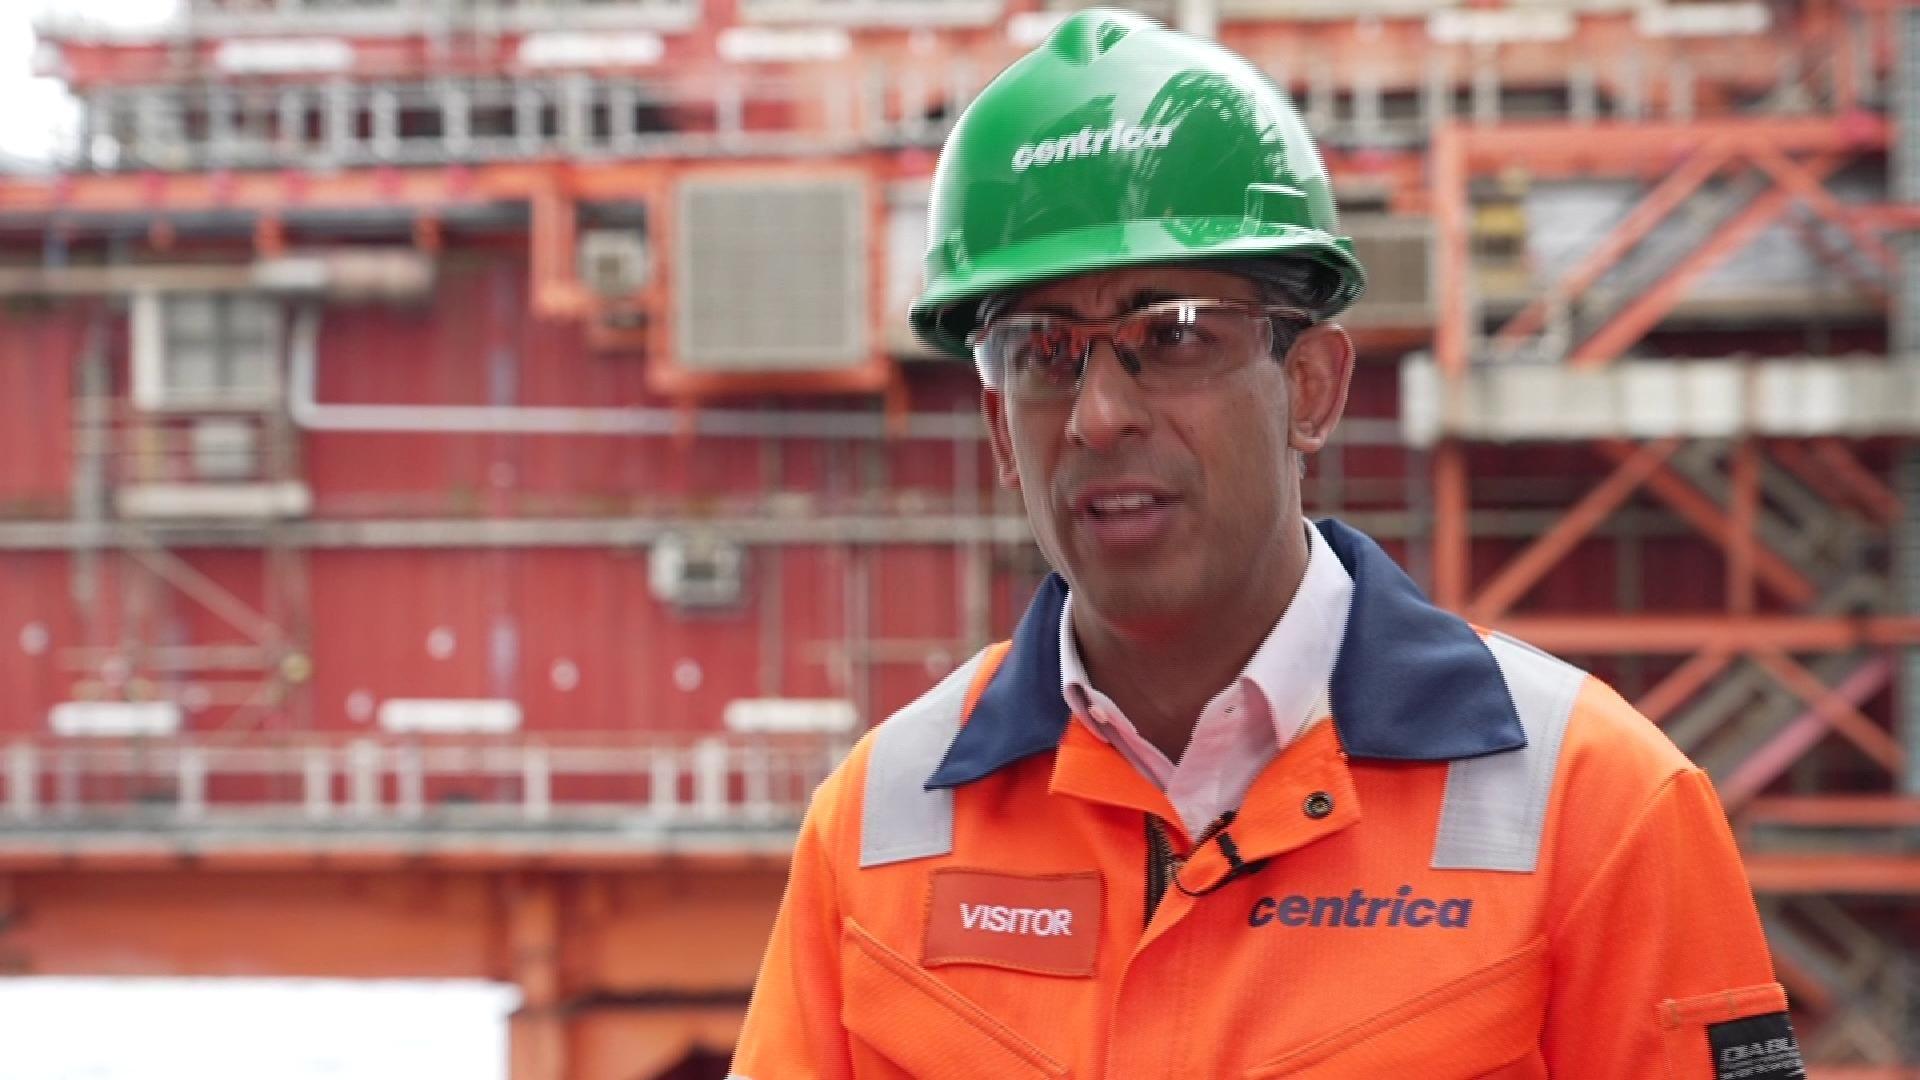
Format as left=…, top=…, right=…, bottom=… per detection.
left=1143, top=810, right=1237, bottom=925
left=1144, top=814, right=1177, bottom=926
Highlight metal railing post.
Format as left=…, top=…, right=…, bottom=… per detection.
left=523, top=744, right=551, bottom=823
left=694, top=737, right=726, bottom=820
left=348, top=739, right=379, bottom=817
left=650, top=746, right=679, bottom=820
left=56, top=747, right=78, bottom=818
left=177, top=747, right=206, bottom=822
left=304, top=747, right=331, bottom=820
left=743, top=743, right=771, bottom=821
left=6, top=743, right=34, bottom=821
left=396, top=744, right=424, bottom=819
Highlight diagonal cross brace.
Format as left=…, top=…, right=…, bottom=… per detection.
left=1466, top=438, right=1680, bottom=622
left=1570, top=155, right=1848, bottom=366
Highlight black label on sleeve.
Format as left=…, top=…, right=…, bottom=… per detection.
left=1708, top=1012, right=1805, bottom=1080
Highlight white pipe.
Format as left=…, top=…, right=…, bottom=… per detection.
left=286, top=304, right=984, bottom=441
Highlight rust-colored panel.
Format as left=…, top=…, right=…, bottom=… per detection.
left=306, top=550, right=502, bottom=732
left=562, top=870, right=784, bottom=991
left=0, top=553, right=79, bottom=738
left=0, top=869, right=500, bottom=979
left=0, top=308, right=79, bottom=508
left=0, top=863, right=783, bottom=987
left=775, top=545, right=847, bottom=703
left=304, top=547, right=780, bottom=736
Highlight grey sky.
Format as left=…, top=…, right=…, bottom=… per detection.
left=0, top=1, right=179, bottom=162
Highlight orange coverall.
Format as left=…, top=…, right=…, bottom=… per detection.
left=731, top=519, right=1800, bottom=1079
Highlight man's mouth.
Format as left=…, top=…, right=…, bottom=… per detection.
left=1083, top=491, right=1168, bottom=518
left=1071, top=486, right=1179, bottom=548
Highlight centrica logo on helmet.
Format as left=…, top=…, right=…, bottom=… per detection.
left=1010, top=120, right=1178, bottom=173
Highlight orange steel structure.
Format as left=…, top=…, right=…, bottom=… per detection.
left=0, top=0, right=1917, bottom=1075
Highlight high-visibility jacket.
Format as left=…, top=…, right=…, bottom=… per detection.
left=733, top=519, right=1800, bottom=1080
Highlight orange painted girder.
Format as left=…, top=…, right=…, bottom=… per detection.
left=1745, top=796, right=1920, bottom=829
left=0, top=862, right=784, bottom=988
left=0, top=159, right=686, bottom=217
left=1489, top=616, right=1920, bottom=654
left=1456, top=114, right=1888, bottom=171
left=1743, top=853, right=1920, bottom=895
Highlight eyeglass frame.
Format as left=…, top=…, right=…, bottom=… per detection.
left=966, top=297, right=1318, bottom=398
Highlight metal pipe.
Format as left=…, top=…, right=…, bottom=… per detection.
left=287, top=303, right=972, bottom=441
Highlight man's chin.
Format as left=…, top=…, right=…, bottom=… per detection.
left=1063, top=564, right=1204, bottom=631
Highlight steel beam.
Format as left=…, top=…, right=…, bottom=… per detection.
left=1455, top=116, right=1888, bottom=172
left=1431, top=124, right=1470, bottom=377
left=1747, top=142, right=1898, bottom=275
left=1466, top=439, right=1678, bottom=623
left=1745, top=854, right=1920, bottom=894
left=1769, top=441, right=1900, bottom=527
left=507, top=876, right=567, bottom=1080
left=1598, top=440, right=1820, bottom=606
left=1813, top=441, right=1903, bottom=527
left=1718, top=655, right=1897, bottom=808
left=1571, top=155, right=1848, bottom=367
left=1901, top=450, right=1920, bottom=795
left=1491, top=617, right=1920, bottom=653
left=1492, top=142, right=1733, bottom=349
left=1636, top=650, right=1734, bottom=725
left=1746, top=796, right=1920, bottom=828
left=1432, top=440, right=1470, bottom=610
left=1728, top=440, right=1761, bottom=615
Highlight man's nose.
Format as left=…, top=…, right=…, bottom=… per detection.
left=1067, top=340, right=1151, bottom=450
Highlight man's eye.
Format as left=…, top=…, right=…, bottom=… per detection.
left=1145, top=318, right=1215, bottom=351
left=1020, top=328, right=1074, bottom=360
left=1035, top=331, right=1073, bottom=361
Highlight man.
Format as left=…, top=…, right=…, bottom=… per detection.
left=733, top=10, right=1801, bottom=1078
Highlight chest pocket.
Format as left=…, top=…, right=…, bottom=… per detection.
left=839, top=917, right=1068, bottom=1080
left=1244, top=939, right=1549, bottom=1080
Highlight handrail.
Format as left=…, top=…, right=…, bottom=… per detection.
left=0, top=733, right=842, bottom=828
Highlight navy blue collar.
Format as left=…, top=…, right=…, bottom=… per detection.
left=925, top=518, right=1525, bottom=789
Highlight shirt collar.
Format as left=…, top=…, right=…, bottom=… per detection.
left=1058, top=520, right=1353, bottom=751
left=925, top=517, right=1525, bottom=790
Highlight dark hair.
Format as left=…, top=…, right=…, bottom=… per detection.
left=1220, top=259, right=1336, bottom=360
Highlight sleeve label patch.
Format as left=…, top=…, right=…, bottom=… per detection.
left=1709, top=1013, right=1805, bottom=1080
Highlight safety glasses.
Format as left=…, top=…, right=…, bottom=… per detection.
left=968, top=298, right=1314, bottom=399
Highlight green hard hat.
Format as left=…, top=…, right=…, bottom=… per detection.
left=909, top=8, right=1367, bottom=360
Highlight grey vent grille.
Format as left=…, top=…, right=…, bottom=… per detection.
left=675, top=177, right=868, bottom=371
left=1342, top=215, right=1432, bottom=326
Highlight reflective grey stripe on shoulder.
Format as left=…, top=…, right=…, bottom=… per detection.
left=859, top=649, right=988, bottom=869
left=1431, top=633, right=1586, bottom=873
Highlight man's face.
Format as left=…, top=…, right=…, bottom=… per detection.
left=981, top=266, right=1352, bottom=633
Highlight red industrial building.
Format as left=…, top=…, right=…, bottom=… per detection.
left=0, top=0, right=1916, bottom=1075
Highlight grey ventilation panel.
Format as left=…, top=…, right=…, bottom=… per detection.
left=674, top=176, right=869, bottom=372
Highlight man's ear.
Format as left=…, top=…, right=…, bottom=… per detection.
left=981, top=389, right=1021, bottom=490
left=1285, top=323, right=1354, bottom=454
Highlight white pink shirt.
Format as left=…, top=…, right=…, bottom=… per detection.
left=1058, top=521, right=1355, bottom=840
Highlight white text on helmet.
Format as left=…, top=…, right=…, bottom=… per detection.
left=1010, top=120, right=1178, bottom=173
